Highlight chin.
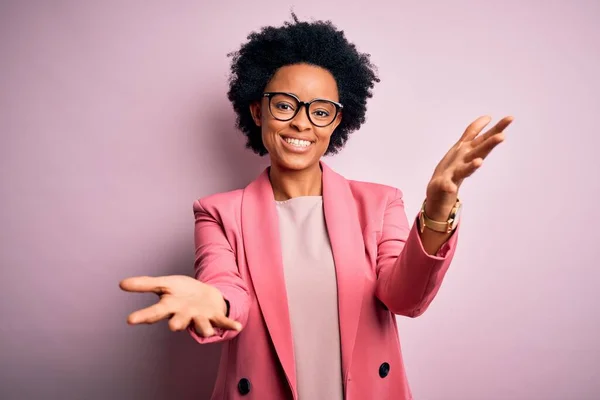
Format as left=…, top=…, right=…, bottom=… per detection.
left=273, top=153, right=319, bottom=172
left=279, top=158, right=314, bottom=171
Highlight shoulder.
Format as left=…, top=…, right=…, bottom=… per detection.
left=343, top=179, right=407, bottom=231
left=347, top=179, right=404, bottom=206
left=193, top=189, right=244, bottom=218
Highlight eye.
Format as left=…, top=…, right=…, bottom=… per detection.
left=312, top=109, right=331, bottom=118
left=274, top=102, right=295, bottom=111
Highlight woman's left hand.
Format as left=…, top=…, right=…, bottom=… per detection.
left=425, top=115, right=514, bottom=219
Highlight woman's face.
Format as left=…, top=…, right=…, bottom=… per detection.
left=250, top=64, right=342, bottom=171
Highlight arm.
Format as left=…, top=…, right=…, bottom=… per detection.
left=374, top=189, right=459, bottom=317
left=376, top=115, right=513, bottom=316
left=187, top=199, right=250, bottom=343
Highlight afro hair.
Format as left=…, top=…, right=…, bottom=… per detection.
left=226, top=12, right=380, bottom=156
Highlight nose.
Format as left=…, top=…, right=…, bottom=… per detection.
left=290, top=104, right=312, bottom=131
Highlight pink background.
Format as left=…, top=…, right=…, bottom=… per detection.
left=1, top=1, right=598, bottom=399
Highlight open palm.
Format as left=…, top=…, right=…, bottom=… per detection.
left=426, top=115, right=514, bottom=213
left=119, top=275, right=242, bottom=336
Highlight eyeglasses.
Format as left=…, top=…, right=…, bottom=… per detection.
left=263, top=92, right=343, bottom=128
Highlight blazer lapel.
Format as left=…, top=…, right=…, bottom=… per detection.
left=321, top=161, right=366, bottom=383
left=240, top=162, right=366, bottom=393
left=241, top=168, right=297, bottom=394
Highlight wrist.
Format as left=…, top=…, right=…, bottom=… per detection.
left=210, top=285, right=230, bottom=317
left=419, top=197, right=462, bottom=234
left=424, top=200, right=454, bottom=221
left=223, top=298, right=230, bottom=317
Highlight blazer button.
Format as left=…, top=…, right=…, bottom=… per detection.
left=379, top=362, right=390, bottom=378
left=237, top=378, right=251, bottom=395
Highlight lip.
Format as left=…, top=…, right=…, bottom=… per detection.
left=280, top=134, right=315, bottom=142
left=279, top=135, right=314, bottom=153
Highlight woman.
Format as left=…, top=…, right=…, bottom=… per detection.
left=120, top=14, right=513, bottom=399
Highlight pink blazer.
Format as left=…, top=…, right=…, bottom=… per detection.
left=189, top=161, right=458, bottom=399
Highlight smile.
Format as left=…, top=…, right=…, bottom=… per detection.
left=279, top=135, right=315, bottom=153
left=283, top=137, right=312, bottom=147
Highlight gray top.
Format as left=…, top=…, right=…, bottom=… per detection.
left=275, top=196, right=344, bottom=400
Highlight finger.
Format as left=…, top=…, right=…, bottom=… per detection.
left=127, top=302, right=174, bottom=325
left=464, top=132, right=505, bottom=163
left=454, top=158, right=483, bottom=181
left=471, top=116, right=514, bottom=147
left=192, top=316, right=215, bottom=338
left=168, top=313, right=192, bottom=332
left=119, top=276, right=169, bottom=295
left=211, top=314, right=243, bottom=332
left=457, top=115, right=492, bottom=143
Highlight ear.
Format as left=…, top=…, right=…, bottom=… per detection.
left=249, top=101, right=262, bottom=127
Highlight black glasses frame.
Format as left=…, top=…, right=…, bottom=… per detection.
left=262, top=92, right=343, bottom=127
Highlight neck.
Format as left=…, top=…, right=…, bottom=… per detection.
left=269, top=162, right=323, bottom=201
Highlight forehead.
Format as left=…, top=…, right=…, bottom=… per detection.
left=264, top=64, right=339, bottom=102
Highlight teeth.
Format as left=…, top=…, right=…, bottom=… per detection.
left=284, top=137, right=311, bottom=147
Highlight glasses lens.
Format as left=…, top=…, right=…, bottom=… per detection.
left=308, top=100, right=336, bottom=126
left=269, top=93, right=299, bottom=121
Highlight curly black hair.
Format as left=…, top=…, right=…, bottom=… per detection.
left=226, top=13, right=380, bottom=156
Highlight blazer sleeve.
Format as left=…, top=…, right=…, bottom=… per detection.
left=375, top=188, right=459, bottom=317
left=187, top=199, right=250, bottom=343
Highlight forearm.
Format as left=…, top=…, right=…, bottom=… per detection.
left=374, top=189, right=459, bottom=316
left=376, top=222, right=456, bottom=316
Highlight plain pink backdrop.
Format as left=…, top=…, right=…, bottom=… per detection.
left=1, top=1, right=598, bottom=399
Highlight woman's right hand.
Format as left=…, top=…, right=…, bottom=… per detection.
left=119, top=275, right=242, bottom=337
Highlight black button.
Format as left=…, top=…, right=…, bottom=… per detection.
left=379, top=362, right=390, bottom=378
left=237, top=378, right=251, bottom=395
